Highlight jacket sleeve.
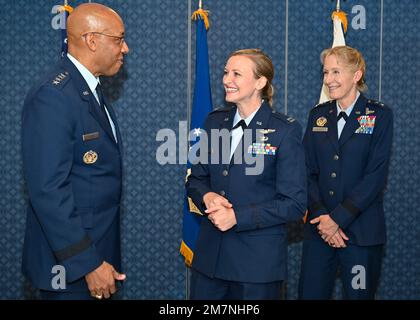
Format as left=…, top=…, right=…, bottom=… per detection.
left=303, top=110, right=329, bottom=219
left=330, top=108, right=394, bottom=229
left=234, top=121, right=308, bottom=231
left=22, top=85, right=102, bottom=283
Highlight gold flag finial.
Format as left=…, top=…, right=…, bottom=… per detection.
left=331, top=0, right=347, bottom=33
left=59, top=1, right=73, bottom=14
left=192, top=1, right=210, bottom=30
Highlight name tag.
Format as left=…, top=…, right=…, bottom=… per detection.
left=82, top=132, right=100, bottom=141
left=312, top=127, right=328, bottom=132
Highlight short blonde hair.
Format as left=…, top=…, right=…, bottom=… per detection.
left=228, top=48, right=275, bottom=107
left=320, top=45, right=367, bottom=92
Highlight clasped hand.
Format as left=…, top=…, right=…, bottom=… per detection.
left=310, top=214, right=349, bottom=248
left=85, top=261, right=126, bottom=299
left=203, top=192, right=237, bottom=232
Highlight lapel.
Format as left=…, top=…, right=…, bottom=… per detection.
left=246, top=101, right=272, bottom=145
left=218, top=105, right=236, bottom=131
left=61, top=57, right=118, bottom=145
left=228, top=102, right=272, bottom=168
left=325, top=102, right=339, bottom=152
left=217, top=106, right=236, bottom=169
left=338, top=94, right=367, bottom=147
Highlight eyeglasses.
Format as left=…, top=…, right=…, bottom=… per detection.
left=83, top=32, right=125, bottom=46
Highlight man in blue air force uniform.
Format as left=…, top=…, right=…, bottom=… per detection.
left=21, top=3, right=129, bottom=300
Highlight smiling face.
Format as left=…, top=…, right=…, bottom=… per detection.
left=323, top=54, right=362, bottom=109
left=223, top=55, right=267, bottom=109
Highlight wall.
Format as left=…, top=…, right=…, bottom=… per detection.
left=0, top=0, right=418, bottom=299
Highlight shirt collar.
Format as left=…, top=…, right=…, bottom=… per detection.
left=336, top=91, right=360, bottom=116
left=67, top=53, right=100, bottom=93
left=232, top=101, right=262, bottom=128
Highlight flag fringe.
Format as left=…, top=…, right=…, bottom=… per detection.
left=332, top=10, right=347, bottom=33
left=58, top=4, right=73, bottom=14
left=192, top=8, right=210, bottom=30
left=180, top=240, right=194, bottom=267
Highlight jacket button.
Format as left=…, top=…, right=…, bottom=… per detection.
left=222, top=170, right=228, bottom=176
left=329, top=190, right=334, bottom=196
left=333, top=154, right=339, bottom=161
left=220, top=190, right=226, bottom=196
left=331, top=172, right=337, bottom=178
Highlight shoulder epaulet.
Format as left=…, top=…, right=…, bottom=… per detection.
left=312, top=100, right=334, bottom=110
left=49, top=71, right=70, bottom=89
left=271, top=110, right=296, bottom=124
left=209, top=105, right=234, bottom=114
left=367, top=99, right=385, bottom=108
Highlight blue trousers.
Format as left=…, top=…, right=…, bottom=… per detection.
left=298, top=238, right=383, bottom=299
left=190, top=269, right=283, bottom=300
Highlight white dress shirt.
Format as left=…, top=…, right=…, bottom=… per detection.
left=230, top=106, right=259, bottom=160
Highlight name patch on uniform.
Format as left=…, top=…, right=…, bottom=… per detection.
left=355, top=115, right=376, bottom=134
left=248, top=143, right=277, bottom=155
left=312, top=127, right=328, bottom=132
left=83, top=132, right=100, bottom=141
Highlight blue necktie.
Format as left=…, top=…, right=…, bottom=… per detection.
left=95, top=84, right=113, bottom=135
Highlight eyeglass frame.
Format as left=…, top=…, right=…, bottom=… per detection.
left=82, top=32, right=126, bottom=46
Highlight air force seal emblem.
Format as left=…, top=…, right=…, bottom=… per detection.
left=83, top=150, right=98, bottom=164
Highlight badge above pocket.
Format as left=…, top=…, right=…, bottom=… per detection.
left=313, top=117, right=328, bottom=132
